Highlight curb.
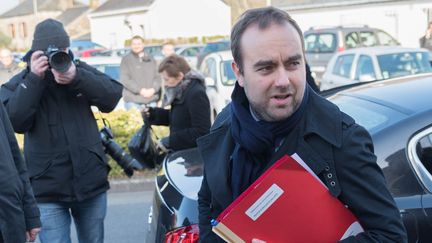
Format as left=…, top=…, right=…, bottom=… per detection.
left=108, top=176, right=155, bottom=193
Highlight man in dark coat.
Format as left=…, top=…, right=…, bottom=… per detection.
left=0, top=102, right=40, bottom=243
left=0, top=19, right=122, bottom=243
left=197, top=7, right=407, bottom=242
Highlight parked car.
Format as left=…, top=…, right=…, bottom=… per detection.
left=304, top=25, right=399, bottom=83
left=175, top=44, right=204, bottom=69
left=320, top=46, right=432, bottom=91
left=92, top=48, right=130, bottom=58
left=81, top=56, right=124, bottom=110
left=146, top=73, right=432, bottom=242
left=196, top=40, right=231, bottom=69
left=199, top=50, right=235, bottom=121
left=70, top=40, right=105, bottom=56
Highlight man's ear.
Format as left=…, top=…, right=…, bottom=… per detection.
left=232, top=62, right=244, bottom=87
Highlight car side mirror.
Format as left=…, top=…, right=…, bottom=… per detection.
left=205, top=77, right=216, bottom=87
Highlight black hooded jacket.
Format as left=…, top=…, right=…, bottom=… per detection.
left=0, top=57, right=123, bottom=202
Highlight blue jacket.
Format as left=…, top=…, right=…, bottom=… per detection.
left=197, top=90, right=407, bottom=242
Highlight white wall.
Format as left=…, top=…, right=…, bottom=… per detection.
left=90, top=12, right=148, bottom=48
left=89, top=0, right=231, bottom=48
left=146, top=0, right=230, bottom=39
left=288, top=2, right=432, bottom=48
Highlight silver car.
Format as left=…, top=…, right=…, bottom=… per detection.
left=320, top=46, right=432, bottom=91
left=304, top=26, right=399, bottom=83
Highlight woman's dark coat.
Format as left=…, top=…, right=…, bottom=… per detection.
left=148, top=77, right=210, bottom=151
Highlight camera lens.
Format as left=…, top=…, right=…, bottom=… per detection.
left=49, top=51, right=71, bottom=73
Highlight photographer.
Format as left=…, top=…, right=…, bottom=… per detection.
left=143, top=55, right=210, bottom=151
left=0, top=19, right=122, bottom=243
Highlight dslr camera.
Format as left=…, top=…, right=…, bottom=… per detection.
left=100, top=126, right=144, bottom=177
left=45, top=45, right=72, bottom=73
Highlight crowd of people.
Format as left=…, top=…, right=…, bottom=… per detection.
left=0, top=6, right=409, bottom=243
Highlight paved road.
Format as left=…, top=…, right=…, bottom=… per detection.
left=35, top=182, right=154, bottom=243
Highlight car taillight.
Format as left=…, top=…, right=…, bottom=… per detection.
left=165, top=224, right=199, bottom=243
left=337, top=46, right=345, bottom=52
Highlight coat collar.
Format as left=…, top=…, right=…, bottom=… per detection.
left=198, top=91, right=345, bottom=207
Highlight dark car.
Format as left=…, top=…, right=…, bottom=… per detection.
left=196, top=40, right=230, bottom=69
left=304, top=25, right=399, bottom=83
left=146, top=73, right=432, bottom=242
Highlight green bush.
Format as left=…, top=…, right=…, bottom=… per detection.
left=14, top=109, right=169, bottom=178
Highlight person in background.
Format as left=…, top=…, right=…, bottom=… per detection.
left=197, top=7, right=407, bottom=242
left=0, top=18, right=123, bottom=243
left=143, top=54, right=210, bottom=151
left=161, top=42, right=176, bottom=58
left=120, top=35, right=161, bottom=110
left=0, top=48, right=21, bottom=85
left=420, top=21, right=432, bottom=52
left=0, top=101, right=41, bottom=243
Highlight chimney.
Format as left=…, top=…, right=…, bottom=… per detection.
left=90, top=0, right=99, bottom=9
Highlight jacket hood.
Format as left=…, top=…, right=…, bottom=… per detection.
left=184, top=70, right=205, bottom=85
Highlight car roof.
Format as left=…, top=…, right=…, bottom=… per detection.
left=204, top=50, right=233, bottom=61
left=335, top=46, right=429, bottom=56
left=334, top=73, right=432, bottom=115
left=80, top=56, right=122, bottom=65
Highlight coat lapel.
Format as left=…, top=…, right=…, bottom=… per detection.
left=198, top=125, right=235, bottom=208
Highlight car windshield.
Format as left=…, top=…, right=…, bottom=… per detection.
left=377, top=52, right=432, bottom=79
left=220, top=60, right=236, bottom=86
left=305, top=33, right=337, bottom=53
left=330, top=95, right=406, bottom=133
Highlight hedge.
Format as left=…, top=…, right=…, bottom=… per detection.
left=14, top=108, right=169, bottom=178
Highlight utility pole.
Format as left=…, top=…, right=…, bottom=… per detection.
left=33, top=0, right=38, bottom=15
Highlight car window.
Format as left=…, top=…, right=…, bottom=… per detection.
left=354, top=55, right=376, bottom=81
left=93, top=64, right=120, bottom=80
left=182, top=47, right=201, bottom=57
left=202, top=58, right=217, bottom=81
left=345, top=32, right=360, bottom=49
left=377, top=52, right=432, bottom=79
left=332, top=54, right=355, bottom=78
left=305, top=33, right=336, bottom=53
left=376, top=30, right=398, bottom=45
left=330, top=95, right=406, bottom=133
left=359, top=31, right=378, bottom=47
left=415, top=133, right=432, bottom=175
left=220, top=60, right=236, bottom=86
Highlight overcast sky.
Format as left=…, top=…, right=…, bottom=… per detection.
left=0, top=0, right=89, bottom=14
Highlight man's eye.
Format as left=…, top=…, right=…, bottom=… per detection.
left=257, top=66, right=273, bottom=72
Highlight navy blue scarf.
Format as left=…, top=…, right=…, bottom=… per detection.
left=230, top=83, right=310, bottom=198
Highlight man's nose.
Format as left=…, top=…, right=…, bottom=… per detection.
left=275, top=67, right=290, bottom=87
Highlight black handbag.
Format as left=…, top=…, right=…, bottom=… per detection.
left=128, top=121, right=158, bottom=169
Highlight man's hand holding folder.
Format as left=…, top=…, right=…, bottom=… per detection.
left=212, top=154, right=364, bottom=243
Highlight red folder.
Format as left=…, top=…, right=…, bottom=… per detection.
left=212, top=154, right=363, bottom=243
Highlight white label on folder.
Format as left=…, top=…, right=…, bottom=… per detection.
left=245, top=183, right=284, bottom=221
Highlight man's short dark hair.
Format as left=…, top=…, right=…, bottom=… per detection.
left=158, top=54, right=191, bottom=77
left=231, top=7, right=304, bottom=74
left=131, top=35, right=144, bottom=42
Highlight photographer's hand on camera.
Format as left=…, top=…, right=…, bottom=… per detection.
left=52, top=61, right=76, bottom=85
left=30, top=51, right=49, bottom=78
